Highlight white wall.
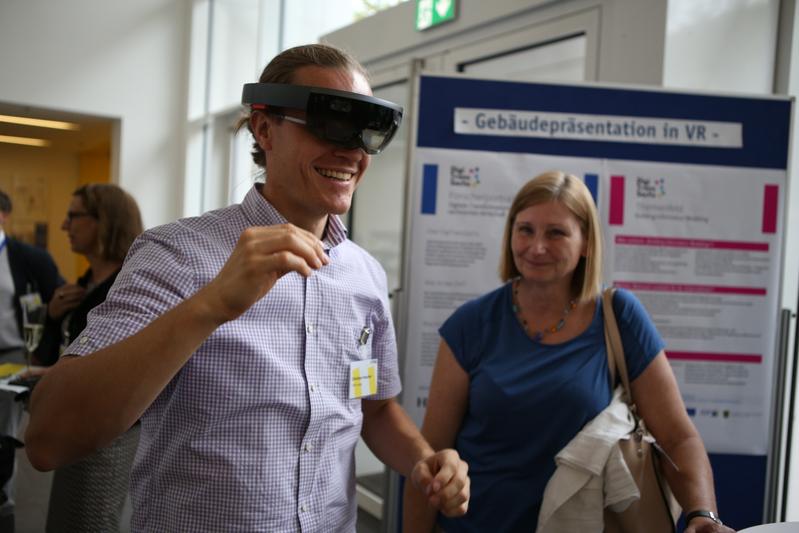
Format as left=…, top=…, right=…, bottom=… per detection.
left=0, top=0, right=191, bottom=228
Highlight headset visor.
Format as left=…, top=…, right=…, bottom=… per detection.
left=242, top=83, right=403, bottom=154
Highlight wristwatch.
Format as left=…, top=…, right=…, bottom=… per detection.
left=685, top=509, right=723, bottom=526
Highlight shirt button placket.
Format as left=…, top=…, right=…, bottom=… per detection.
left=299, top=276, right=320, bottom=532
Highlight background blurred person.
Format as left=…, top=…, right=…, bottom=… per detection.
left=0, top=189, right=62, bottom=365
left=0, top=189, right=61, bottom=533
left=42, top=183, right=143, bottom=533
left=44, top=184, right=143, bottom=364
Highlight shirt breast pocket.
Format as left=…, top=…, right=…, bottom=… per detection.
left=336, top=311, right=375, bottom=362
left=339, top=324, right=377, bottom=405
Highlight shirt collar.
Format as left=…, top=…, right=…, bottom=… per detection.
left=241, top=184, right=348, bottom=250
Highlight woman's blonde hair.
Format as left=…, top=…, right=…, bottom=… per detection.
left=498, top=171, right=602, bottom=302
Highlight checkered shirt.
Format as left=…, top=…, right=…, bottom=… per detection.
left=65, top=185, right=401, bottom=532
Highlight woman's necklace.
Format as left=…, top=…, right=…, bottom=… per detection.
left=511, top=278, right=577, bottom=342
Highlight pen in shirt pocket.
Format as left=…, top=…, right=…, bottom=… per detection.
left=358, top=327, right=371, bottom=348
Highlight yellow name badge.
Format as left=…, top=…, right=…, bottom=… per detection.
left=19, top=292, right=42, bottom=310
left=349, top=359, right=378, bottom=399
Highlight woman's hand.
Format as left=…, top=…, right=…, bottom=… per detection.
left=48, top=284, right=86, bottom=319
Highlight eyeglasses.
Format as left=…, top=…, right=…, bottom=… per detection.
left=65, top=211, right=94, bottom=222
left=241, top=83, right=403, bottom=155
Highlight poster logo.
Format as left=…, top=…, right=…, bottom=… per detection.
left=636, top=176, right=665, bottom=198
left=450, top=166, right=480, bottom=187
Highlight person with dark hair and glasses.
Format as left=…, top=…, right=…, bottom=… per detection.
left=44, top=184, right=144, bottom=365
left=25, top=44, right=469, bottom=532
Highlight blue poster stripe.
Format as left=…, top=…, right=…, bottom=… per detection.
left=707, top=453, right=767, bottom=529
left=583, top=173, right=598, bottom=205
left=421, top=164, right=438, bottom=214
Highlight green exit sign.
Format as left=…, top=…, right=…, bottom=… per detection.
left=416, top=0, right=457, bottom=31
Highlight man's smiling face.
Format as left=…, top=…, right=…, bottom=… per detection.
left=256, top=66, right=372, bottom=232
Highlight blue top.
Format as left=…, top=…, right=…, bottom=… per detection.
left=438, top=285, right=664, bottom=532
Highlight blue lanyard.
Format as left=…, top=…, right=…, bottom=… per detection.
left=0, top=237, right=6, bottom=255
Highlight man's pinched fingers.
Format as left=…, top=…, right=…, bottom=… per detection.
left=263, top=225, right=329, bottom=269
left=264, top=250, right=316, bottom=278
left=239, top=225, right=328, bottom=272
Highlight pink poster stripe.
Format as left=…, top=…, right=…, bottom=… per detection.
left=667, top=351, right=762, bottom=364
left=762, top=184, right=779, bottom=234
left=614, top=281, right=766, bottom=295
left=615, top=235, right=768, bottom=252
left=609, top=176, right=625, bottom=225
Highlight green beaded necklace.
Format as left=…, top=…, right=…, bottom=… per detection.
left=511, top=278, right=577, bottom=342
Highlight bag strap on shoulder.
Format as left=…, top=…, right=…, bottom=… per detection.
left=602, top=287, right=632, bottom=405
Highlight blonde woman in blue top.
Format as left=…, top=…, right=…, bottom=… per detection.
left=403, top=171, right=733, bottom=533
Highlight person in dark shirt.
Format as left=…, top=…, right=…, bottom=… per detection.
left=0, top=189, right=62, bottom=363
left=43, top=183, right=143, bottom=365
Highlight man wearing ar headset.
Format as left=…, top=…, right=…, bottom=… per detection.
left=25, top=44, right=469, bottom=532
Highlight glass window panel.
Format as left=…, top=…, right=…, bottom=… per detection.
left=184, top=122, right=207, bottom=217
left=188, top=0, right=211, bottom=121
left=256, top=0, right=280, bottom=73
left=203, top=115, right=234, bottom=211
left=349, top=83, right=408, bottom=510
left=461, top=34, right=587, bottom=83
left=350, top=81, right=409, bottom=293
left=209, top=0, right=260, bottom=114
left=664, top=0, right=777, bottom=93
left=282, top=0, right=361, bottom=49
left=229, top=114, right=259, bottom=205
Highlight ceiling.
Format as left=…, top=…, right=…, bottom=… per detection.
left=0, top=101, right=115, bottom=153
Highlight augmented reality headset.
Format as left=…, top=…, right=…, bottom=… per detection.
left=241, top=83, right=403, bottom=155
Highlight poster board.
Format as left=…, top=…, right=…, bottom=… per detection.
left=399, top=73, right=792, bottom=528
